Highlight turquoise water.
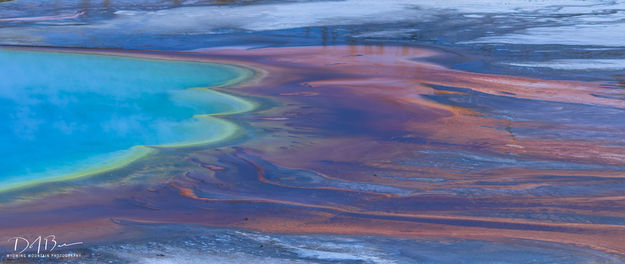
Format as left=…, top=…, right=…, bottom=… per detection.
left=0, top=49, right=252, bottom=187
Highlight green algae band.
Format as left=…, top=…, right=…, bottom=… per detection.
left=0, top=48, right=254, bottom=189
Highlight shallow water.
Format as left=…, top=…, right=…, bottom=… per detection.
left=0, top=49, right=251, bottom=186
left=2, top=1, right=625, bottom=263
left=56, top=224, right=622, bottom=264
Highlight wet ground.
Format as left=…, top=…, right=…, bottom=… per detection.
left=1, top=1, right=625, bottom=263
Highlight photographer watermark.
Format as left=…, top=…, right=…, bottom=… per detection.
left=4, top=235, right=84, bottom=260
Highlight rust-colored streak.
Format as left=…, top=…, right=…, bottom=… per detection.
left=1, top=45, right=624, bottom=257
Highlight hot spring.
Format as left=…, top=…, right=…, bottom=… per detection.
left=0, top=48, right=254, bottom=189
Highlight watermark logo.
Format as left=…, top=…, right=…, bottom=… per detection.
left=4, top=235, right=83, bottom=260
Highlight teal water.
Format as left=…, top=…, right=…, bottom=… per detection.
left=0, top=49, right=253, bottom=187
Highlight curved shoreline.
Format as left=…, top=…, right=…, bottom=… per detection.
left=1, top=45, right=625, bottom=260
left=0, top=146, right=156, bottom=193
left=0, top=47, right=261, bottom=193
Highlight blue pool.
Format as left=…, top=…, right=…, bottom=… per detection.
left=0, top=49, right=253, bottom=188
